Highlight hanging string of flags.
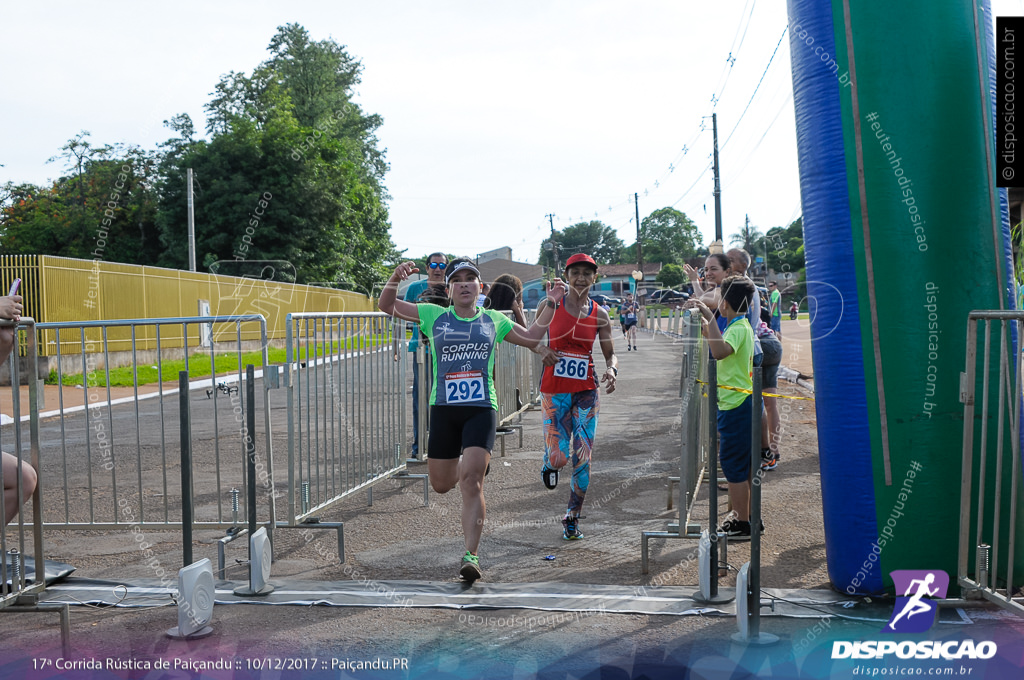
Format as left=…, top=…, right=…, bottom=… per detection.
left=544, top=18, right=790, bottom=233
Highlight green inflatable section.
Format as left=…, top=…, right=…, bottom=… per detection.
left=789, top=0, right=1024, bottom=594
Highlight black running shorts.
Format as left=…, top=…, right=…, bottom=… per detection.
left=427, top=405, right=497, bottom=459
left=758, top=334, right=783, bottom=388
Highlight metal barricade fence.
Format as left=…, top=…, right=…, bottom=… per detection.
left=1, top=318, right=44, bottom=607
left=29, top=315, right=275, bottom=531
left=525, top=308, right=544, bottom=407
left=958, top=311, right=1024, bottom=614
left=518, top=343, right=538, bottom=409
left=680, top=311, right=711, bottom=523
left=283, top=313, right=423, bottom=527
left=494, top=339, right=532, bottom=426
left=642, top=310, right=709, bottom=571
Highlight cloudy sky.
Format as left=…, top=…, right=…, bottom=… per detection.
left=2, top=1, right=1020, bottom=264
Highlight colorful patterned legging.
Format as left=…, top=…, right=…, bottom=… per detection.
left=541, top=390, right=599, bottom=517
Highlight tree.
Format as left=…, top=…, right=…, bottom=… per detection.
left=207, top=24, right=387, bottom=185
left=632, top=207, right=703, bottom=267
left=656, top=263, right=686, bottom=288
left=157, top=25, right=397, bottom=292
left=47, top=131, right=110, bottom=248
left=729, top=219, right=764, bottom=255
left=763, top=217, right=805, bottom=277
left=538, top=221, right=624, bottom=269
left=2, top=139, right=161, bottom=264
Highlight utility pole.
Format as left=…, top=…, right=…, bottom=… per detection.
left=712, top=113, right=723, bottom=244
left=764, top=218, right=770, bottom=278
left=187, top=168, right=196, bottom=272
left=635, top=192, right=643, bottom=293
left=546, top=213, right=559, bottom=273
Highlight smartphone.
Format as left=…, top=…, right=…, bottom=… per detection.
left=8, top=278, right=20, bottom=296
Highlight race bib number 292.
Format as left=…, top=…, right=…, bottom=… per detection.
left=445, top=371, right=485, bottom=403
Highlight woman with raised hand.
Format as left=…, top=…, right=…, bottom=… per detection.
left=684, top=252, right=732, bottom=310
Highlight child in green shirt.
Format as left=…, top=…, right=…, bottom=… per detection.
left=690, top=275, right=758, bottom=537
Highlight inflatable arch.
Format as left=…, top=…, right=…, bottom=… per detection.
left=787, top=0, right=1021, bottom=594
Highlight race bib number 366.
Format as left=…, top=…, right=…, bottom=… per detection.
left=445, top=371, right=485, bottom=403
left=553, top=353, right=589, bottom=381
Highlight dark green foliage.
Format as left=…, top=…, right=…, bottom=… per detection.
left=1, top=133, right=162, bottom=265
left=656, top=263, right=686, bottom=288
left=762, top=217, right=805, bottom=276
left=621, top=207, right=703, bottom=267
left=539, top=221, right=624, bottom=269
left=639, top=208, right=703, bottom=266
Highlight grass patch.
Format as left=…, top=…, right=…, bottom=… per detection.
left=46, top=336, right=387, bottom=387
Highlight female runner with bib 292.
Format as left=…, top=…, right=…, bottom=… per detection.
left=379, top=258, right=567, bottom=582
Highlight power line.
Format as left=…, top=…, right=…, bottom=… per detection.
left=721, top=92, right=794, bottom=192
left=619, top=22, right=790, bottom=229
left=597, top=8, right=771, bottom=221
left=712, top=0, right=759, bottom=108
left=538, top=19, right=793, bottom=247
left=722, top=25, right=789, bottom=150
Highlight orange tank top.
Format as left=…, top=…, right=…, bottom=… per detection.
left=540, top=298, right=600, bottom=393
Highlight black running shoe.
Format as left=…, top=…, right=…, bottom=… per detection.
left=719, top=518, right=765, bottom=536
left=562, top=516, right=584, bottom=540
left=719, top=519, right=751, bottom=537
left=541, top=466, right=558, bottom=490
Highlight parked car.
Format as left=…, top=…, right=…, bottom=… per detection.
left=590, top=293, right=623, bottom=307
left=644, top=289, right=690, bottom=304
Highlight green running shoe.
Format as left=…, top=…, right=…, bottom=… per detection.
left=459, top=551, right=482, bottom=581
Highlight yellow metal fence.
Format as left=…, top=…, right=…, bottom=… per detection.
left=0, top=255, right=374, bottom=356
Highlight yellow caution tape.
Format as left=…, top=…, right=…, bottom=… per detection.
left=695, top=379, right=815, bottom=401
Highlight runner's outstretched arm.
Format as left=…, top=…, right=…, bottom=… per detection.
left=379, top=262, right=422, bottom=323
left=505, top=279, right=568, bottom=347
left=597, top=308, right=617, bottom=393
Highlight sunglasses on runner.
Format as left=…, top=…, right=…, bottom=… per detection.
left=428, top=262, right=447, bottom=270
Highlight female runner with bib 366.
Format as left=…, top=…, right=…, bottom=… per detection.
left=534, top=253, right=617, bottom=541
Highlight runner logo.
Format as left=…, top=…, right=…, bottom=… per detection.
left=832, top=568, right=996, bottom=661
left=883, top=569, right=949, bottom=634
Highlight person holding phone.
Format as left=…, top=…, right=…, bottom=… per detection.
left=0, top=281, right=37, bottom=525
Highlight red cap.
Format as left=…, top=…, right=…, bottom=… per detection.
left=564, top=253, right=598, bottom=270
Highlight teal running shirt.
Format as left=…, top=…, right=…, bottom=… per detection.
left=417, top=305, right=514, bottom=409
